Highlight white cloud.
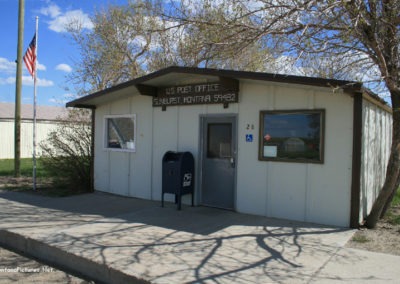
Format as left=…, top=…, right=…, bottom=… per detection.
left=39, top=3, right=93, bottom=33
left=49, top=10, right=93, bottom=33
left=1, top=64, right=50, bottom=86
left=22, top=96, right=32, bottom=103
left=37, top=78, right=55, bottom=87
left=63, top=93, right=76, bottom=99
left=22, top=76, right=54, bottom=87
left=48, top=93, right=77, bottom=105
left=48, top=98, right=59, bottom=104
left=0, top=77, right=16, bottom=85
left=37, top=61, right=46, bottom=71
left=0, top=58, right=16, bottom=74
left=264, top=55, right=304, bottom=76
left=1, top=57, right=45, bottom=78
left=55, top=63, right=72, bottom=73
left=39, top=3, right=61, bottom=18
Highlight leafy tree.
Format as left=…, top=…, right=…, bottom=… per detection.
left=160, top=0, right=399, bottom=228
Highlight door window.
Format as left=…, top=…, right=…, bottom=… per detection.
left=207, top=123, right=232, bottom=159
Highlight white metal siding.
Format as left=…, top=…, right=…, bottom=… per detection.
left=94, top=95, right=153, bottom=199
left=93, top=81, right=356, bottom=227
left=0, top=120, right=60, bottom=159
left=236, top=82, right=354, bottom=227
left=360, top=100, right=392, bottom=222
left=93, top=105, right=110, bottom=193
left=94, top=92, right=240, bottom=204
left=151, top=102, right=239, bottom=204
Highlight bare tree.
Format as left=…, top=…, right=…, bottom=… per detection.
left=66, top=0, right=399, bottom=227
left=67, top=0, right=273, bottom=95
left=67, top=1, right=157, bottom=94
left=159, top=0, right=399, bottom=228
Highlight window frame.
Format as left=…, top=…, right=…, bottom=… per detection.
left=258, top=109, right=325, bottom=164
left=104, top=114, right=137, bottom=152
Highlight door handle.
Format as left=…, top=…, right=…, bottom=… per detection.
left=230, top=157, right=235, bottom=168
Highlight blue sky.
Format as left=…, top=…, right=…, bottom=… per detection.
left=0, top=0, right=126, bottom=106
left=0, top=1, right=390, bottom=107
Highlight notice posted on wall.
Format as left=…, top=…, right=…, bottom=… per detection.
left=263, top=146, right=277, bottom=157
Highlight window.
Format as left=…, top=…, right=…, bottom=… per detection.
left=104, top=115, right=136, bottom=152
left=207, top=123, right=232, bottom=158
left=259, top=110, right=325, bottom=163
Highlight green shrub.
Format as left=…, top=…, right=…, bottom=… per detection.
left=39, top=109, right=92, bottom=192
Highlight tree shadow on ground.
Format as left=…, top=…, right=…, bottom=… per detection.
left=0, top=190, right=386, bottom=283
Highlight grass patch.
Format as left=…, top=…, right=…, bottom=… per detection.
left=386, top=211, right=400, bottom=225
left=388, top=215, right=400, bottom=225
left=392, top=189, right=400, bottom=207
left=8, top=185, right=88, bottom=197
left=1, top=177, right=90, bottom=197
left=0, top=158, right=90, bottom=197
left=383, top=189, right=400, bottom=225
left=352, top=234, right=370, bottom=243
left=0, top=158, right=52, bottom=177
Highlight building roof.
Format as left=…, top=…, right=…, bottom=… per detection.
left=0, top=102, right=68, bottom=121
left=66, top=66, right=389, bottom=111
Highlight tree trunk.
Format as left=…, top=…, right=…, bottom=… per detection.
left=365, top=99, right=400, bottom=228
left=365, top=140, right=400, bottom=228
left=380, top=173, right=400, bottom=218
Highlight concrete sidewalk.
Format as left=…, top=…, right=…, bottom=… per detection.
left=0, top=190, right=398, bottom=283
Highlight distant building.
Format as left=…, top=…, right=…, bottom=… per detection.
left=283, top=137, right=305, bottom=152
left=0, top=102, right=68, bottom=159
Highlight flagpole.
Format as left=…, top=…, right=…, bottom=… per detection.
left=33, top=16, right=38, bottom=191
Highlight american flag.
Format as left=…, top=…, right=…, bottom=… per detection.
left=23, top=34, right=36, bottom=78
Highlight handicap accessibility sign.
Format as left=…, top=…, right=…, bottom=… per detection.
left=246, top=134, right=253, bottom=142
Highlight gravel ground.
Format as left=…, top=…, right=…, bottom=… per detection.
left=0, top=246, right=93, bottom=284
left=346, top=206, right=400, bottom=256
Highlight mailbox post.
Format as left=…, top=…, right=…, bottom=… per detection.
left=162, top=151, right=194, bottom=210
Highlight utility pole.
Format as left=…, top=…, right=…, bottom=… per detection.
left=14, top=0, right=24, bottom=177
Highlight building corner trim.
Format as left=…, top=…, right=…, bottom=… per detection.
left=90, top=108, right=95, bottom=192
left=350, top=93, right=363, bottom=228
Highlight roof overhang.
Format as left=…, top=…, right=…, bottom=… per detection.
left=66, top=66, right=365, bottom=109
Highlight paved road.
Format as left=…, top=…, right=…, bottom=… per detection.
left=0, top=246, right=93, bottom=284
